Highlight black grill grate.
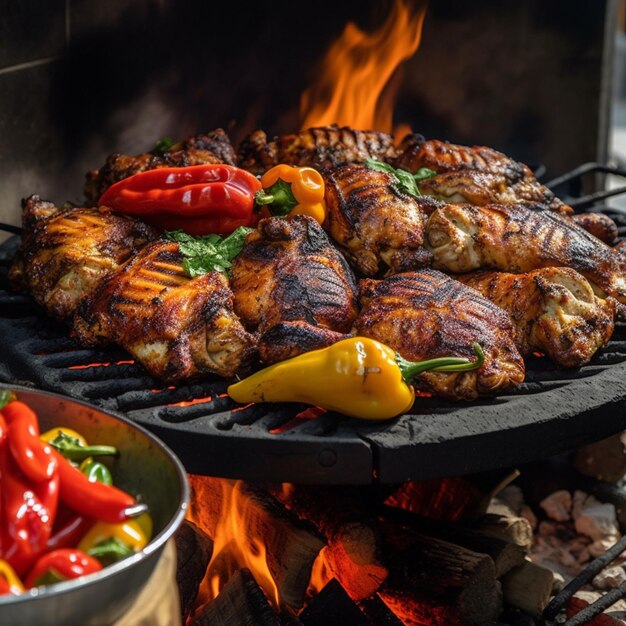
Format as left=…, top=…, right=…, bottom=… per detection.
left=1, top=183, right=626, bottom=484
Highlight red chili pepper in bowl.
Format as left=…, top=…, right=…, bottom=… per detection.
left=99, top=164, right=262, bottom=235
left=25, top=549, right=102, bottom=588
left=53, top=450, right=139, bottom=524
left=2, top=401, right=57, bottom=483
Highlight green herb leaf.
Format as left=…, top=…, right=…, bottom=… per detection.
left=364, top=160, right=437, bottom=197
left=413, top=167, right=437, bottom=182
left=155, top=137, right=174, bottom=154
left=88, top=537, right=135, bottom=567
left=165, top=227, right=253, bottom=278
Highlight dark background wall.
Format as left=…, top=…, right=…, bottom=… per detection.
left=0, top=0, right=616, bottom=233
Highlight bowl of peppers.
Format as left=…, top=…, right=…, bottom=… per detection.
left=0, top=384, right=189, bottom=626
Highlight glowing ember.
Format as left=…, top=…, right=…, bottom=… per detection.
left=67, top=359, right=134, bottom=369
left=306, top=547, right=333, bottom=598
left=300, top=0, right=427, bottom=133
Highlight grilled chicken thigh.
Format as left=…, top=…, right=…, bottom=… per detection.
left=570, top=213, right=619, bottom=245
left=426, top=203, right=626, bottom=304
left=230, top=215, right=358, bottom=363
left=457, top=268, right=615, bottom=367
left=323, top=163, right=437, bottom=276
left=238, top=125, right=397, bottom=175
left=9, top=195, right=156, bottom=320
left=85, top=129, right=237, bottom=203
left=395, top=135, right=571, bottom=215
left=356, top=271, right=525, bottom=400
left=74, top=241, right=255, bottom=382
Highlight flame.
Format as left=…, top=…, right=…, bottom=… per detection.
left=306, top=547, right=333, bottom=598
left=300, top=0, right=427, bottom=133
left=192, top=479, right=280, bottom=612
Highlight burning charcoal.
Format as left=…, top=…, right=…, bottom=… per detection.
left=299, top=579, right=368, bottom=626
left=359, top=594, right=405, bottom=625
left=174, top=520, right=214, bottom=620
left=191, top=568, right=282, bottom=626
left=540, top=490, right=573, bottom=522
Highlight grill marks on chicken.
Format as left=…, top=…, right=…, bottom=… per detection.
left=396, top=135, right=571, bottom=215
left=237, top=125, right=398, bottom=175
left=230, top=215, right=358, bottom=363
left=84, top=129, right=237, bottom=204
left=74, top=241, right=255, bottom=382
left=323, top=163, right=435, bottom=276
left=457, top=269, right=615, bottom=368
left=356, top=271, right=525, bottom=400
left=426, top=203, right=626, bottom=304
left=9, top=195, right=156, bottom=321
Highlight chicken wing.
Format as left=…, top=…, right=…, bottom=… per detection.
left=323, top=163, right=437, bottom=276
left=238, top=125, right=397, bottom=175
left=9, top=195, right=156, bottom=320
left=230, top=215, right=358, bottom=363
left=395, top=135, right=571, bottom=215
left=426, top=203, right=626, bottom=304
left=356, top=270, right=525, bottom=400
left=84, top=128, right=237, bottom=203
left=74, top=241, right=256, bottom=382
left=457, top=268, right=615, bottom=367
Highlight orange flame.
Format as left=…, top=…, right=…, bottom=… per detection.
left=195, top=480, right=280, bottom=611
left=300, top=0, right=427, bottom=133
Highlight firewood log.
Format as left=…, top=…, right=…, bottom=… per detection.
left=501, top=560, right=554, bottom=617
left=299, top=579, right=369, bottom=626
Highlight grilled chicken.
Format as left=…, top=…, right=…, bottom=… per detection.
left=426, top=203, right=626, bottom=305
left=230, top=215, right=358, bottom=363
left=356, top=271, right=525, bottom=400
left=238, top=125, right=397, bottom=175
left=323, top=163, right=438, bottom=276
left=9, top=195, right=156, bottom=320
left=395, top=135, right=571, bottom=215
left=84, top=129, right=237, bottom=204
left=74, top=241, right=255, bottom=382
left=571, top=213, right=619, bottom=245
left=457, top=269, right=615, bottom=367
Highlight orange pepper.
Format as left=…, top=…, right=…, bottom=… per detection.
left=256, top=165, right=326, bottom=225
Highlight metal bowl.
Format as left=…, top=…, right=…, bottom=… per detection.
left=0, top=384, right=189, bottom=626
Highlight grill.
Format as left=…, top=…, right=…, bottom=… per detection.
left=1, top=164, right=626, bottom=485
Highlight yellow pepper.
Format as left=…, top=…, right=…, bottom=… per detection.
left=40, top=427, right=88, bottom=446
left=255, top=164, right=326, bottom=224
left=78, top=514, right=151, bottom=554
left=228, top=337, right=484, bottom=421
left=0, top=559, right=25, bottom=595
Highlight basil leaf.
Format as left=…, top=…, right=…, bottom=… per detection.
left=165, top=227, right=253, bottom=278
left=364, top=160, right=437, bottom=197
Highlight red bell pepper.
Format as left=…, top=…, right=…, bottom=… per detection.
left=53, top=450, right=137, bottom=524
left=2, top=401, right=57, bottom=483
left=99, top=164, right=262, bottom=236
left=0, top=446, right=55, bottom=575
left=25, top=549, right=102, bottom=588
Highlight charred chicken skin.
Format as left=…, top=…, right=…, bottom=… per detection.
left=426, top=203, right=626, bottom=305
left=84, top=128, right=237, bottom=204
left=457, top=268, right=615, bottom=368
left=237, top=125, right=398, bottom=175
left=356, top=270, right=525, bottom=400
left=323, top=163, right=437, bottom=276
left=74, top=241, right=256, bottom=382
left=9, top=195, right=156, bottom=321
left=230, top=215, right=358, bottom=363
left=395, top=135, right=571, bottom=215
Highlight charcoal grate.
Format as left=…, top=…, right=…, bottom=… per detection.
left=1, top=181, right=626, bottom=483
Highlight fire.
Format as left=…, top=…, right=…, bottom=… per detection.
left=190, top=479, right=281, bottom=612
left=306, top=547, right=333, bottom=597
left=300, top=0, right=427, bottom=134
